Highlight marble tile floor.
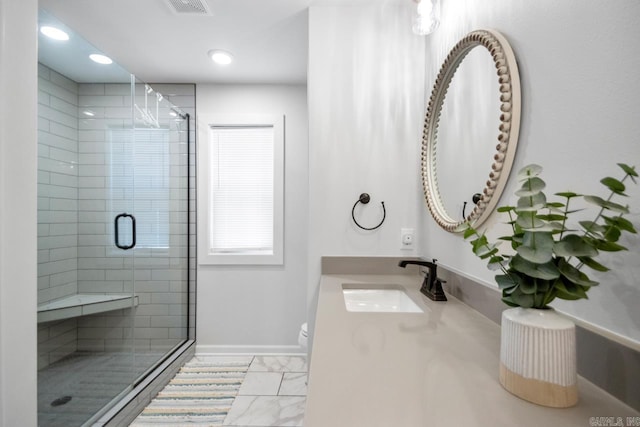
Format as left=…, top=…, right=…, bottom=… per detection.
left=141, top=355, right=308, bottom=427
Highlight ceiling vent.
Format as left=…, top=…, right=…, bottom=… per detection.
left=166, top=0, right=212, bottom=15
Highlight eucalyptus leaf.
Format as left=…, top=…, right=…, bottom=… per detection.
left=536, top=279, right=551, bottom=292
left=546, top=202, right=566, bottom=209
left=503, top=285, right=519, bottom=295
left=519, top=279, right=537, bottom=295
left=510, top=255, right=560, bottom=280
left=463, top=227, right=476, bottom=239
left=455, top=223, right=470, bottom=234
left=591, top=238, right=627, bottom=252
left=517, top=192, right=547, bottom=212
left=520, top=222, right=564, bottom=233
left=543, top=287, right=558, bottom=306
left=501, top=295, right=520, bottom=307
left=477, top=241, right=502, bottom=253
left=604, top=226, right=621, bottom=242
left=558, top=259, right=599, bottom=287
left=579, top=221, right=606, bottom=235
left=510, top=236, right=523, bottom=250
left=555, top=192, right=580, bottom=199
left=603, top=215, right=637, bottom=234
left=487, top=256, right=505, bottom=271
left=516, top=212, right=545, bottom=229
left=478, top=248, right=499, bottom=259
left=555, top=287, right=585, bottom=301
left=554, top=278, right=588, bottom=299
left=516, top=232, right=554, bottom=263
left=471, top=235, right=489, bottom=254
left=584, top=196, right=630, bottom=214
left=497, top=206, right=516, bottom=213
left=515, top=177, right=546, bottom=197
left=600, top=177, right=626, bottom=195
left=554, top=234, right=598, bottom=257
left=495, top=273, right=520, bottom=290
left=618, top=163, right=638, bottom=177
left=510, top=288, right=535, bottom=307
left=537, top=214, right=566, bottom=222
left=577, top=256, right=609, bottom=272
left=517, top=164, right=543, bottom=181
left=533, top=292, right=547, bottom=308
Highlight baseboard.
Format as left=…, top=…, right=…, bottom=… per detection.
left=439, top=265, right=640, bottom=412
left=196, top=344, right=304, bottom=355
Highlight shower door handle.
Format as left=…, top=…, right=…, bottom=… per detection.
left=114, top=213, right=136, bottom=250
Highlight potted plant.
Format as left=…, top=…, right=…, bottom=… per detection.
left=461, top=163, right=637, bottom=407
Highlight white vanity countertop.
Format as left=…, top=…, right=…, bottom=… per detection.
left=305, top=273, right=639, bottom=427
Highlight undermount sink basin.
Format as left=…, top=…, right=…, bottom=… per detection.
left=342, top=284, right=423, bottom=313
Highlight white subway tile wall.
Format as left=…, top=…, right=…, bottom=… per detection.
left=37, top=64, right=79, bottom=368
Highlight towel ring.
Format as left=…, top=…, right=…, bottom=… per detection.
left=352, top=193, right=386, bottom=230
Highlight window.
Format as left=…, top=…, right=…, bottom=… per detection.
left=199, top=115, right=284, bottom=265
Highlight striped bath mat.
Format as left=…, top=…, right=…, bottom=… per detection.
left=130, top=357, right=250, bottom=426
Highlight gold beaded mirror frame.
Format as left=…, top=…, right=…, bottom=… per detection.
left=422, top=29, right=521, bottom=232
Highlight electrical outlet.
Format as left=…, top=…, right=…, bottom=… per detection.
left=401, top=228, right=415, bottom=250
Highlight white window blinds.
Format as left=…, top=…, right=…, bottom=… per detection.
left=209, top=126, right=274, bottom=254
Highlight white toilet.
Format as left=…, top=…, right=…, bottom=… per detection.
left=298, top=322, right=308, bottom=351
left=298, top=323, right=309, bottom=384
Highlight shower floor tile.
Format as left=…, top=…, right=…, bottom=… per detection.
left=38, top=350, right=164, bottom=427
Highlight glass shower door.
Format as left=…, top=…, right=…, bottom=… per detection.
left=129, top=80, right=189, bottom=380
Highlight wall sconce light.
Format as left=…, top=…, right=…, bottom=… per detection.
left=412, top=0, right=440, bottom=36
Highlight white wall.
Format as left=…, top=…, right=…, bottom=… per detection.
left=0, top=0, right=38, bottom=425
left=416, top=0, right=640, bottom=343
left=196, top=84, right=308, bottom=353
left=307, top=4, right=426, bottom=344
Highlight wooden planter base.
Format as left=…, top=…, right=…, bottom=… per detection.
left=500, top=363, right=578, bottom=407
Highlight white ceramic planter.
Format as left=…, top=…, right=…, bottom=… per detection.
left=499, top=307, right=578, bottom=407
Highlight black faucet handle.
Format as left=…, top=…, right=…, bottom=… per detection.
left=397, top=259, right=437, bottom=269
left=398, top=260, right=446, bottom=301
left=398, top=259, right=438, bottom=278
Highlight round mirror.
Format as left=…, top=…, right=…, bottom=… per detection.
left=422, top=29, right=521, bottom=232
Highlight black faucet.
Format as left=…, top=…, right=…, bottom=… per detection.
left=398, top=259, right=447, bottom=301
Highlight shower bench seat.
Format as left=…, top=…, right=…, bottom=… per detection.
left=37, top=294, right=139, bottom=323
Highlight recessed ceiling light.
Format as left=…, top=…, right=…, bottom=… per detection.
left=208, top=49, right=233, bottom=66
left=89, top=54, right=113, bottom=65
left=40, top=26, right=69, bottom=41
left=83, top=110, right=95, bottom=117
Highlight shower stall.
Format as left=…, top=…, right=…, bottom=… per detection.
left=37, top=10, right=195, bottom=426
